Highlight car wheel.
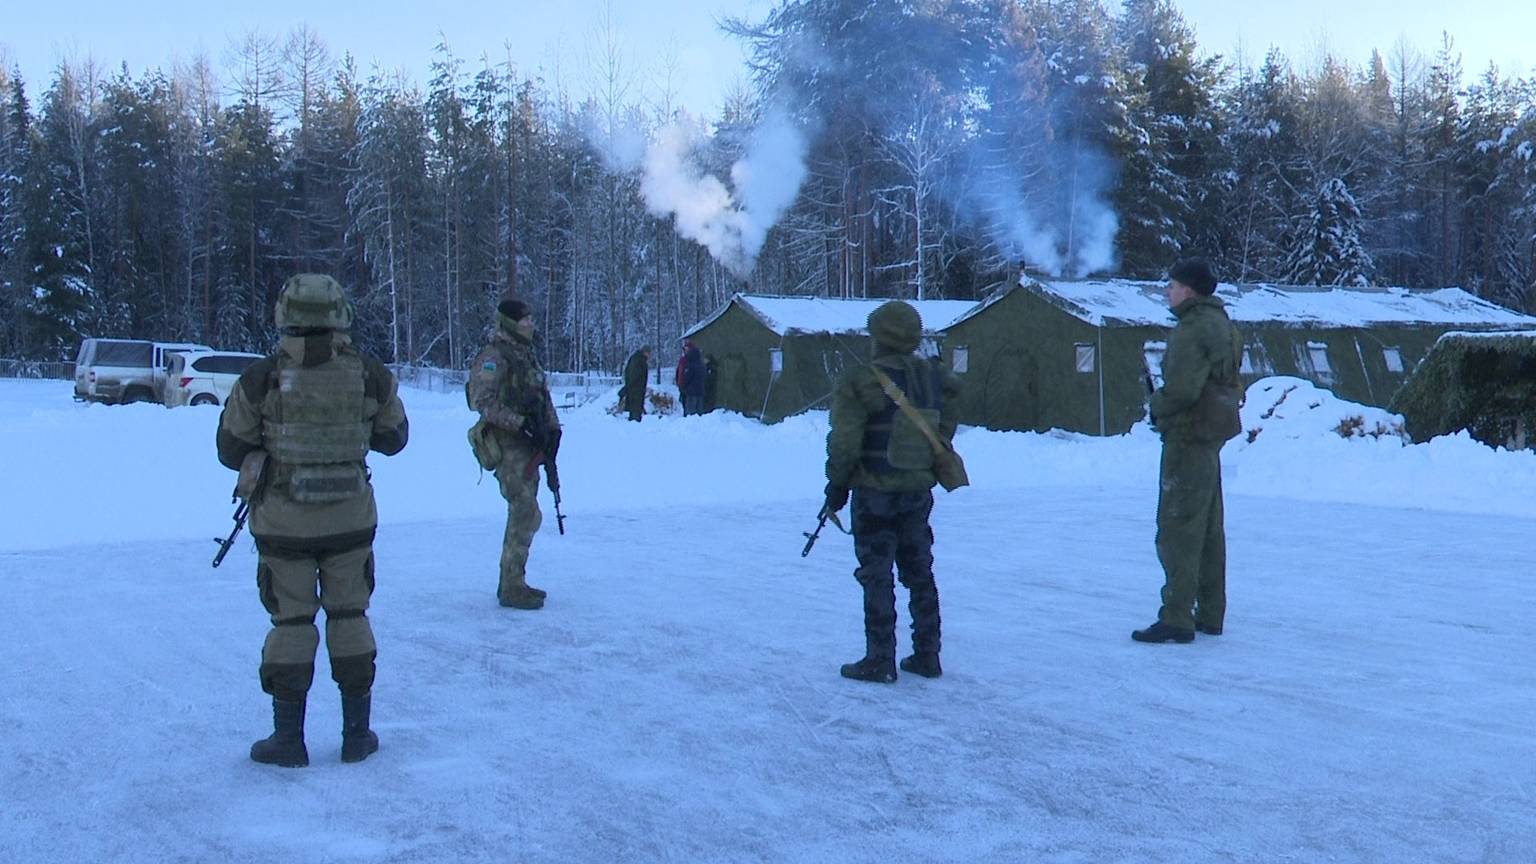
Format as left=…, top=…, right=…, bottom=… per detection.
left=190, top=393, right=219, bottom=407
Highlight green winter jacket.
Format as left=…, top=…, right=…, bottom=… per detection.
left=826, top=303, right=960, bottom=493
left=1150, top=294, right=1242, bottom=443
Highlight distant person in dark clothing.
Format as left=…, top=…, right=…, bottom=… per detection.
left=680, top=341, right=707, bottom=416
left=622, top=347, right=650, bottom=422
left=674, top=347, right=689, bottom=414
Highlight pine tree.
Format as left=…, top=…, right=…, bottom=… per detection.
left=1285, top=177, right=1374, bottom=286
left=1115, top=0, right=1222, bottom=278
left=0, top=71, right=29, bottom=354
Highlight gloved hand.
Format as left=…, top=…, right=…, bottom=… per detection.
left=823, top=482, right=850, bottom=514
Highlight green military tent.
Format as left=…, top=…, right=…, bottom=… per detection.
left=939, top=276, right=1536, bottom=435
left=683, top=294, right=976, bottom=423
left=1389, top=331, right=1536, bottom=447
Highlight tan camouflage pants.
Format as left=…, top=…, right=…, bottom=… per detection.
left=495, top=445, right=543, bottom=598
left=256, top=543, right=377, bottom=701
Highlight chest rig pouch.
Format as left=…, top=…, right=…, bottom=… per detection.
left=864, top=360, right=943, bottom=474
left=262, top=353, right=373, bottom=503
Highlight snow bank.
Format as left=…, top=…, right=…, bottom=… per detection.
left=3, top=376, right=1536, bottom=554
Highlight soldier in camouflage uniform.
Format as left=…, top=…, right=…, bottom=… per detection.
left=824, top=301, right=960, bottom=683
left=1134, top=258, right=1243, bottom=644
left=217, top=274, right=409, bottom=767
left=467, top=295, right=560, bottom=610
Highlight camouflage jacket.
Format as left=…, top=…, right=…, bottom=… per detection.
left=1151, top=295, right=1242, bottom=442
left=216, top=331, right=409, bottom=553
left=826, top=348, right=961, bottom=493
left=467, top=328, right=559, bottom=448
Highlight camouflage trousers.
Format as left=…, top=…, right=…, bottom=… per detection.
left=1155, top=439, right=1227, bottom=631
left=255, top=540, right=377, bottom=702
left=851, top=489, right=941, bottom=661
left=495, top=445, right=543, bottom=599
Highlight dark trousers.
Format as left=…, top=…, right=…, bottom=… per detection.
left=851, top=489, right=941, bottom=661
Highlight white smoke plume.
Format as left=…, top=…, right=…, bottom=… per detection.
left=956, top=151, right=1119, bottom=279
left=639, top=109, right=809, bottom=279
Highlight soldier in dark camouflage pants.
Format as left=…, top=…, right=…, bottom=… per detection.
left=852, top=490, right=941, bottom=669
left=824, top=300, right=959, bottom=683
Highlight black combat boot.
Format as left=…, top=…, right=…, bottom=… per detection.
left=340, top=692, right=380, bottom=764
left=250, top=698, right=309, bottom=767
left=1131, top=621, right=1196, bottom=644
left=1194, top=622, right=1223, bottom=636
left=899, top=652, right=943, bottom=678
left=839, top=656, right=897, bottom=684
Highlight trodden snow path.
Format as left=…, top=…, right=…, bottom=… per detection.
left=3, top=486, right=1531, bottom=863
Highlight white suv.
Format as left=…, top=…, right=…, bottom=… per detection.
left=164, top=350, right=265, bottom=407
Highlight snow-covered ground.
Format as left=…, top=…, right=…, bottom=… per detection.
left=2, top=378, right=1533, bottom=862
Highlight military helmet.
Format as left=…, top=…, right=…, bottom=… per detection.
left=275, top=273, right=354, bottom=331
left=868, top=300, right=923, bottom=353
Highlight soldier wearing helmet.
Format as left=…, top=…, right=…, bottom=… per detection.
left=216, top=274, right=409, bottom=768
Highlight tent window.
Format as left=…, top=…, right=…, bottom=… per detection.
left=1075, top=343, right=1096, bottom=374
left=1300, top=341, right=1333, bottom=383
left=952, top=346, right=969, bottom=374
left=1241, top=344, right=1272, bottom=375
left=1383, top=347, right=1404, bottom=373
left=769, top=348, right=783, bottom=374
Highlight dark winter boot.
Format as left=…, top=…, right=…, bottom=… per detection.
left=1131, top=621, right=1196, bottom=644
left=250, top=698, right=309, bottom=767
left=498, top=584, right=545, bottom=609
left=899, top=652, right=943, bottom=679
left=840, top=656, right=897, bottom=684
left=340, top=692, right=379, bottom=764
left=1194, top=622, right=1223, bottom=636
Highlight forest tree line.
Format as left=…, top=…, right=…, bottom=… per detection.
left=2, top=0, right=1535, bottom=369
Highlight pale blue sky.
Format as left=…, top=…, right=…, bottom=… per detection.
left=1, top=1, right=1532, bottom=117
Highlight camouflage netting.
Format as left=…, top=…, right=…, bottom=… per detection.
left=1388, top=333, right=1536, bottom=446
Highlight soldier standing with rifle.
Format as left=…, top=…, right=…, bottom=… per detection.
left=1133, top=258, right=1243, bottom=644
left=822, top=301, right=960, bottom=684
left=467, top=295, right=562, bottom=610
left=216, top=274, right=409, bottom=767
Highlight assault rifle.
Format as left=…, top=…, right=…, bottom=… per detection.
left=523, top=403, right=567, bottom=535
left=212, top=494, right=249, bottom=568
left=800, top=505, right=846, bottom=557
left=213, top=450, right=266, bottom=568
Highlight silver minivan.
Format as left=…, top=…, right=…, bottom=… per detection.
left=73, top=338, right=211, bottom=404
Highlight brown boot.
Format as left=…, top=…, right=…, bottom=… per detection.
left=498, top=584, right=545, bottom=609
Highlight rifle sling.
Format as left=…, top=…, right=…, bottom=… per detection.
left=872, top=368, right=950, bottom=456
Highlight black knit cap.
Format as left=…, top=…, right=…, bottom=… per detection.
left=1169, top=258, right=1217, bottom=295
left=497, top=295, right=532, bottom=321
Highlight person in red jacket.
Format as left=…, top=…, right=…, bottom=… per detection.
left=674, top=346, right=690, bottom=414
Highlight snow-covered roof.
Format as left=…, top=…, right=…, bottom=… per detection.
left=684, top=294, right=979, bottom=338
left=948, top=277, right=1536, bottom=329
left=1433, top=329, right=1536, bottom=344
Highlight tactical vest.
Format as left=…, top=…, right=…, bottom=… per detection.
left=262, top=350, right=373, bottom=503
left=862, top=358, right=943, bottom=475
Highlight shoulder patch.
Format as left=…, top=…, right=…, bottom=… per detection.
left=482, top=360, right=497, bottom=372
